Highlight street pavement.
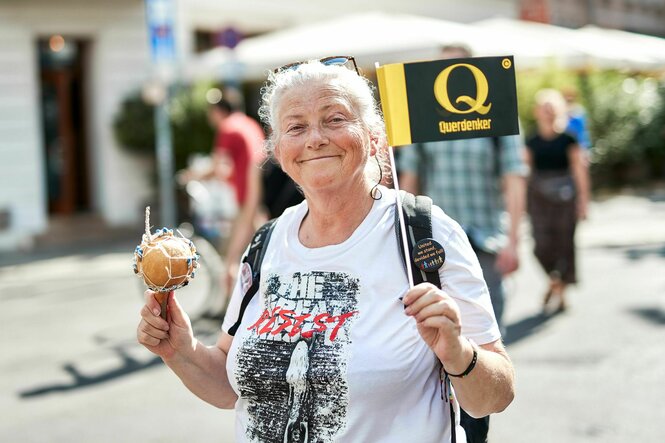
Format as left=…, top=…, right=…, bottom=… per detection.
left=1, top=188, right=664, bottom=442
left=490, top=189, right=665, bottom=443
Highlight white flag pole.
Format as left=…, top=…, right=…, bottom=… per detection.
left=387, top=145, right=415, bottom=289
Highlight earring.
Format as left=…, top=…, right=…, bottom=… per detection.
left=370, top=155, right=383, bottom=201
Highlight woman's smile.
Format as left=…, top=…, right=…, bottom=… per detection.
left=298, top=154, right=340, bottom=164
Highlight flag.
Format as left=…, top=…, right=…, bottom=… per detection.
left=376, top=56, right=520, bottom=147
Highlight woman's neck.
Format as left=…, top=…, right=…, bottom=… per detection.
left=537, top=122, right=559, bottom=140
left=299, top=180, right=376, bottom=248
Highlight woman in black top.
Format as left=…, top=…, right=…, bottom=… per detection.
left=525, top=89, right=590, bottom=312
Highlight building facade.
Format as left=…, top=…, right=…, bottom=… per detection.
left=520, top=0, right=665, bottom=36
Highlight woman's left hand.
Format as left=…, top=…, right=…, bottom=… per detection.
left=403, top=283, right=470, bottom=369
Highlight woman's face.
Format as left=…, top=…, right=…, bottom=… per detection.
left=534, top=101, right=556, bottom=125
left=273, top=80, right=374, bottom=194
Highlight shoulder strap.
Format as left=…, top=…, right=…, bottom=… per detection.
left=227, top=218, right=278, bottom=336
left=395, top=190, right=441, bottom=289
left=397, top=191, right=456, bottom=442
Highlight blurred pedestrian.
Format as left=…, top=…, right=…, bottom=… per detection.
left=525, top=88, right=590, bottom=313
left=175, top=152, right=238, bottom=243
left=398, top=44, right=527, bottom=443
left=562, top=86, right=592, bottom=152
left=138, top=56, right=515, bottom=443
left=261, top=158, right=304, bottom=219
left=206, top=94, right=266, bottom=294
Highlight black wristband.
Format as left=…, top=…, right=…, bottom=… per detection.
left=444, top=347, right=478, bottom=378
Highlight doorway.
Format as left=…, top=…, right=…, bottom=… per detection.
left=38, top=36, right=91, bottom=215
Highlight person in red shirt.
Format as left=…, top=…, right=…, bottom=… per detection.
left=207, top=97, right=266, bottom=295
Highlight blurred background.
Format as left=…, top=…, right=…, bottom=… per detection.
left=0, top=0, right=664, bottom=442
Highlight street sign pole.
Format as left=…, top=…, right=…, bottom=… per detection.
left=145, top=0, right=177, bottom=227
left=154, top=98, right=175, bottom=227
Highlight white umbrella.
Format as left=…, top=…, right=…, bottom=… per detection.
left=186, top=11, right=506, bottom=81
left=473, top=18, right=594, bottom=69
left=474, top=17, right=665, bottom=71
left=236, top=11, right=479, bottom=69
left=575, top=25, right=665, bottom=71
left=189, top=12, right=663, bottom=82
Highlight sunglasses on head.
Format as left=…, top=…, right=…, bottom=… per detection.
left=273, top=55, right=359, bottom=74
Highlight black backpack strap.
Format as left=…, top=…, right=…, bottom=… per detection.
left=397, top=191, right=457, bottom=443
left=227, top=218, right=278, bottom=336
left=395, top=190, right=441, bottom=289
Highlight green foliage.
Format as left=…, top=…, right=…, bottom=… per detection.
left=112, top=93, right=155, bottom=156
left=169, top=82, right=216, bottom=170
left=515, top=61, right=579, bottom=136
left=635, top=82, right=665, bottom=177
left=516, top=65, right=665, bottom=188
left=113, top=82, right=215, bottom=171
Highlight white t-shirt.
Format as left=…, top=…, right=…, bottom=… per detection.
left=222, top=186, right=500, bottom=443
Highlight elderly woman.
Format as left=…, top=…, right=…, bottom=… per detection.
left=137, top=57, right=514, bottom=442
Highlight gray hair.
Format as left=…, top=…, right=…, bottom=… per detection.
left=258, top=61, right=390, bottom=183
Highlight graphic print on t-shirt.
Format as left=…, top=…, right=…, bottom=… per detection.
left=235, top=271, right=359, bottom=443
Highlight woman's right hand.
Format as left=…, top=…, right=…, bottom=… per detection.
left=137, top=290, right=195, bottom=361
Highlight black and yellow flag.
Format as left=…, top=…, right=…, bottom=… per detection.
left=376, top=56, right=519, bottom=147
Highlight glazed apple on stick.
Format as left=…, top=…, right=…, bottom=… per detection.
left=133, top=207, right=199, bottom=319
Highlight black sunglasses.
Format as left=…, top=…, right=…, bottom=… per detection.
left=273, top=55, right=359, bottom=74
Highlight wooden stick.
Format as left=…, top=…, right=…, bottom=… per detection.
left=154, top=291, right=168, bottom=320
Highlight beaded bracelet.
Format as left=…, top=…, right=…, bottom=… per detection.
left=444, top=347, right=478, bottom=378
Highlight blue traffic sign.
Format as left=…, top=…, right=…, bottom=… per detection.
left=145, top=0, right=176, bottom=63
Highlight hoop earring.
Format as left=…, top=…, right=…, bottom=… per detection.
left=370, top=155, right=383, bottom=201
